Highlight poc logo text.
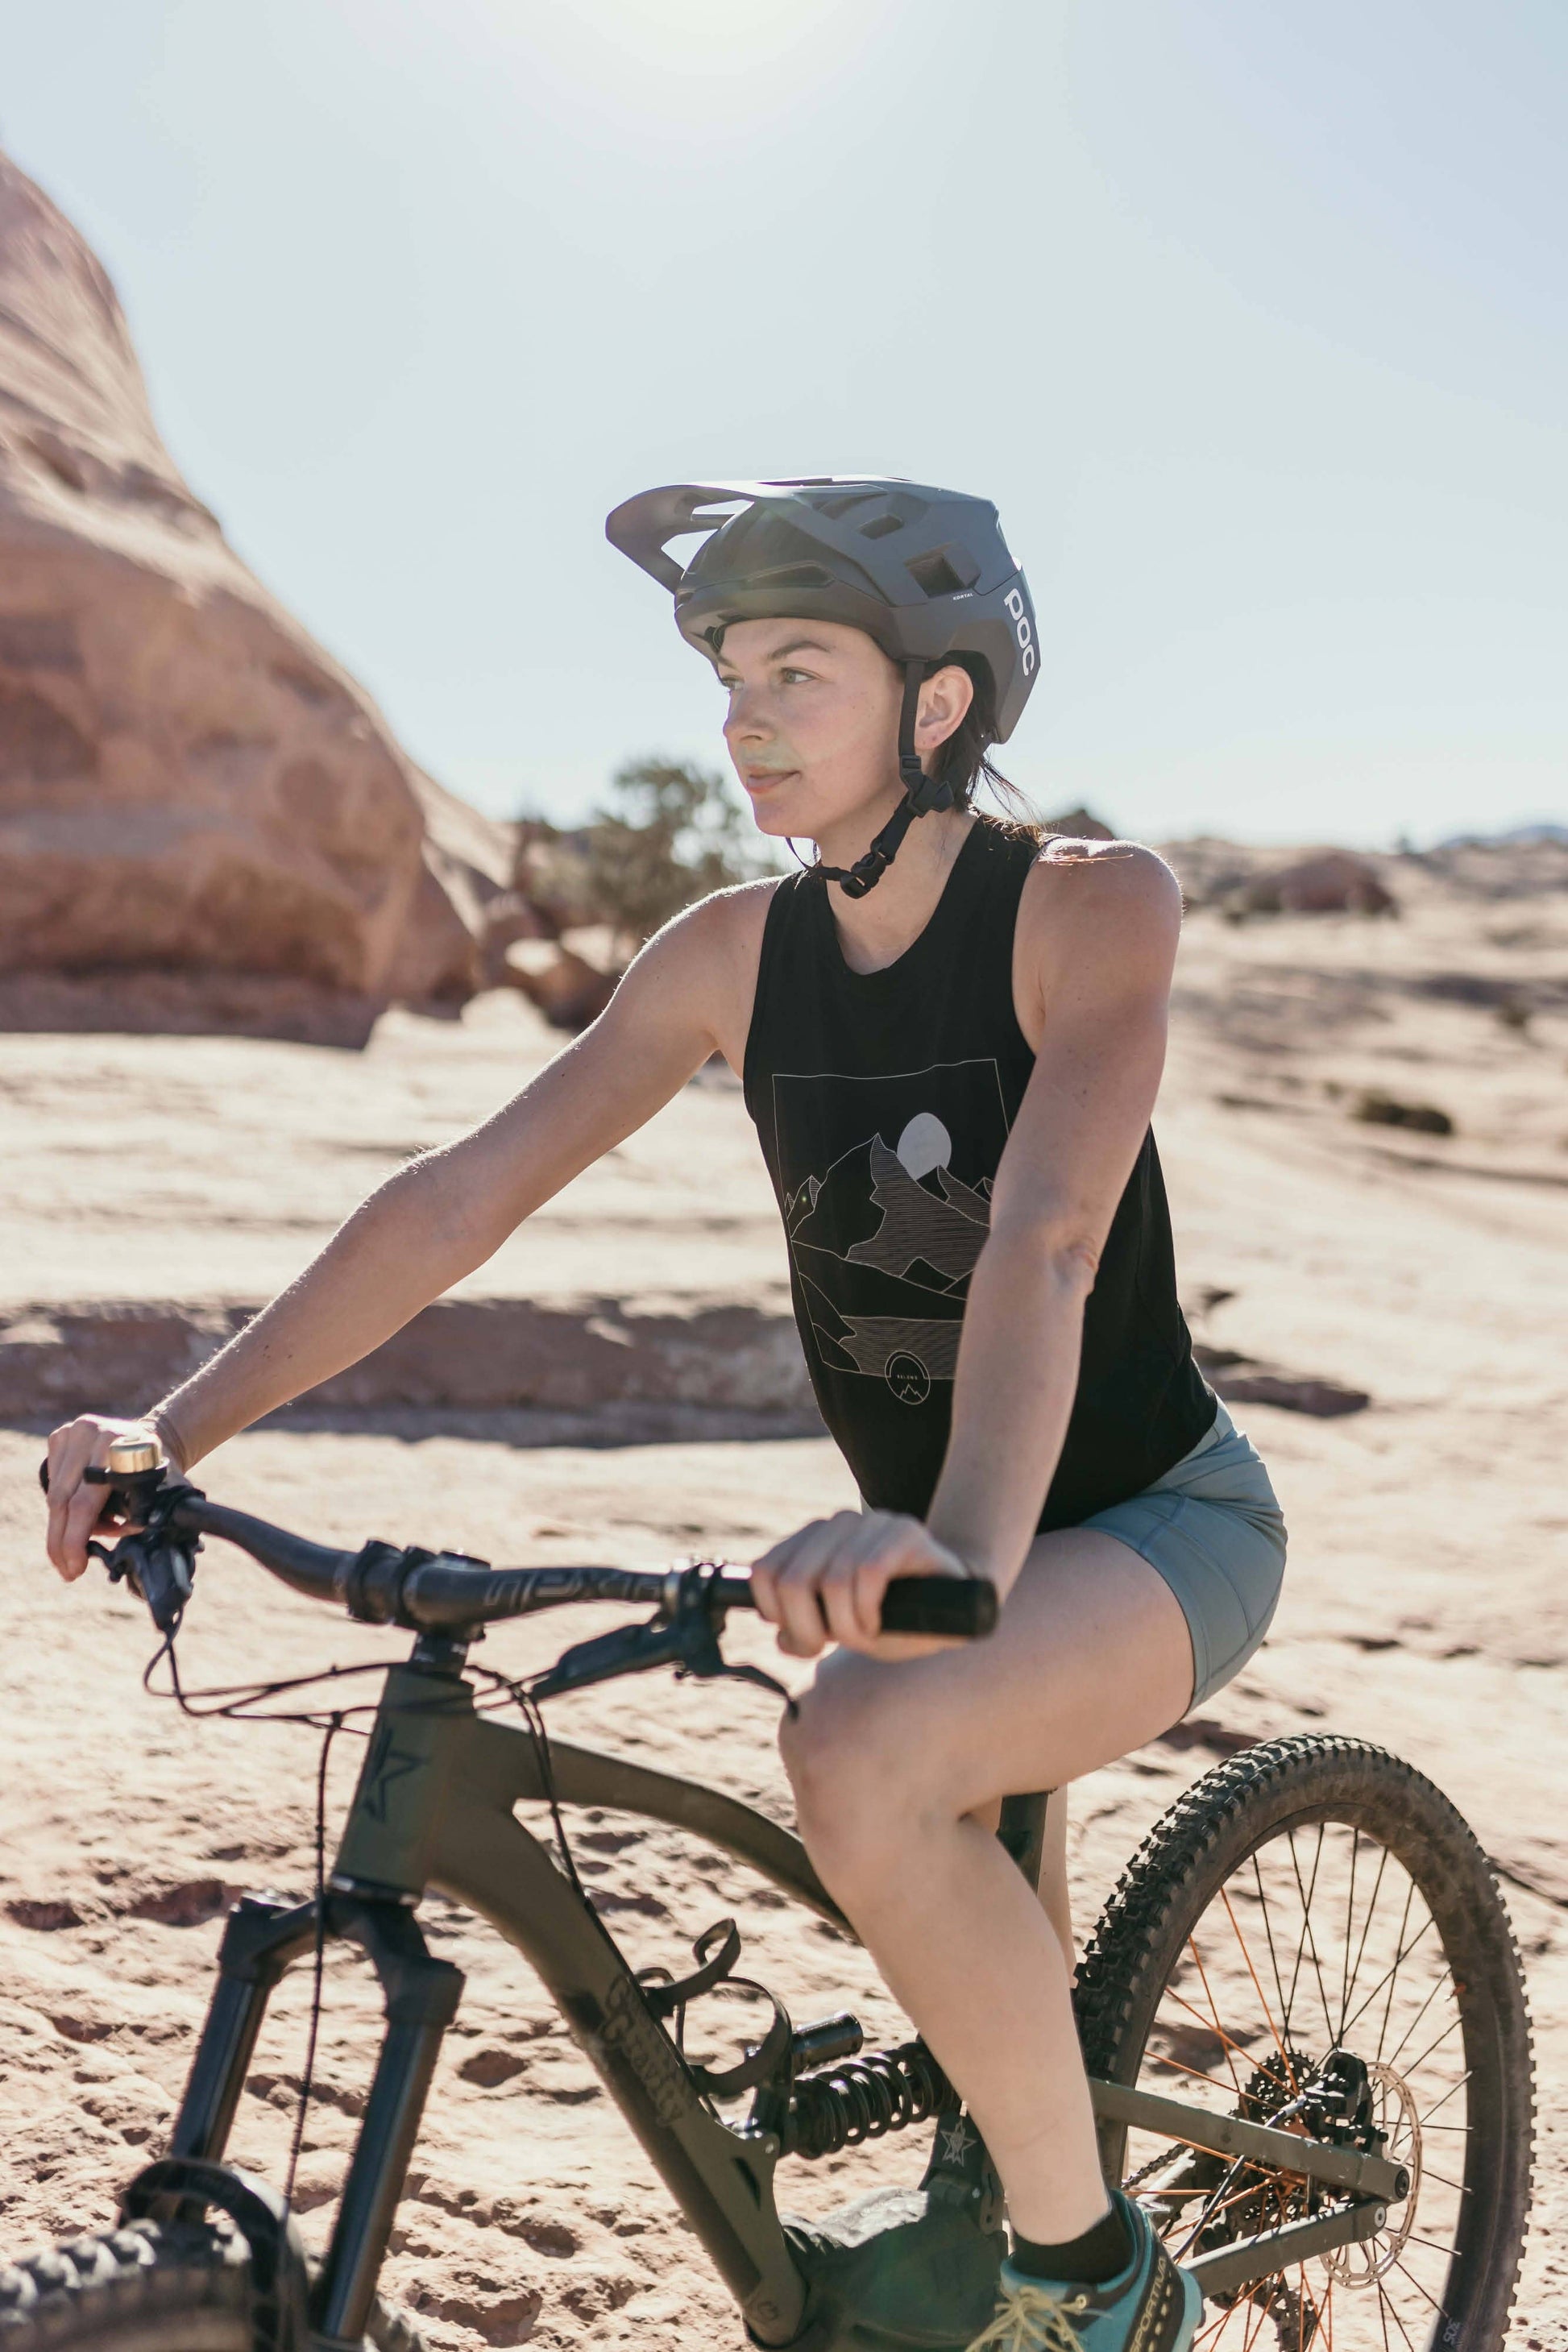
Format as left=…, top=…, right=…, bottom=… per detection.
left=1004, top=587, right=1036, bottom=676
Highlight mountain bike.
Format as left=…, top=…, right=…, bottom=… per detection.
left=2, top=1440, right=1533, bottom=2351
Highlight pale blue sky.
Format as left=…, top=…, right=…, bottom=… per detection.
left=6, top=0, right=1566, bottom=844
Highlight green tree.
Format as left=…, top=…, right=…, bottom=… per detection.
left=583, top=757, right=767, bottom=948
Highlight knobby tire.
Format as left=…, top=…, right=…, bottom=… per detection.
left=1072, top=1732, right=1533, bottom=2350
left=0, top=2220, right=429, bottom=2352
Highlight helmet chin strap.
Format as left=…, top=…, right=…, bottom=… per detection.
left=809, top=660, right=954, bottom=899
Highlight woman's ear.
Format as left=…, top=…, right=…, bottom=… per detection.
left=915, top=662, right=975, bottom=755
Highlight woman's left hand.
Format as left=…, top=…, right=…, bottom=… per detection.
left=751, top=1508, right=977, bottom=1661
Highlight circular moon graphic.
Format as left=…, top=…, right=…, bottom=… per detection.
left=894, top=1112, right=952, bottom=1182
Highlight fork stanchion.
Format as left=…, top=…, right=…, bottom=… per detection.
left=309, top=1899, right=464, bottom=2349
left=168, top=1895, right=319, bottom=2167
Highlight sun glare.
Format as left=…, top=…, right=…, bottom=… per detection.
left=475, top=0, right=894, bottom=110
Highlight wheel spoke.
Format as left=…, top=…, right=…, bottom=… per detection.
left=1174, top=2167, right=1279, bottom=2260
left=1237, top=2287, right=1269, bottom=2351
left=1375, top=2278, right=1418, bottom=2350
left=1143, top=2043, right=1246, bottom=2100
left=1286, top=1823, right=1338, bottom=2050
left=1280, top=1829, right=1313, bottom=2043
left=1250, top=1850, right=1295, bottom=2057
left=1221, top=1886, right=1298, bottom=2091
left=1181, top=1936, right=1250, bottom=2095
left=1373, top=1878, right=1417, bottom=2060
left=1338, top=1827, right=1359, bottom=2043
left=1200, top=2286, right=1247, bottom=2345
left=1386, top=2255, right=1450, bottom=2320
left=1415, top=2164, right=1469, bottom=2194
left=1342, top=1840, right=1390, bottom=2037
left=1377, top=1963, right=1452, bottom=2073
left=1341, top=1908, right=1438, bottom=2048
left=1373, top=2263, right=1392, bottom=2352
left=1396, top=2009, right=1464, bottom=2087
left=1303, top=2267, right=1329, bottom=2350
left=1399, top=2229, right=1463, bottom=2261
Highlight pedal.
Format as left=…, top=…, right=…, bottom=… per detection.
left=921, top=2105, right=1006, bottom=2234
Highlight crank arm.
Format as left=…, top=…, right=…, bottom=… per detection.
left=1089, top=2078, right=1409, bottom=2202
left=1186, top=2196, right=1387, bottom=2300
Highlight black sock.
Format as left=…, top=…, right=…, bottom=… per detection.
left=1010, top=2201, right=1130, bottom=2287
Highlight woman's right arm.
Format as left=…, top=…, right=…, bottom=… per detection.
left=44, top=887, right=766, bottom=1578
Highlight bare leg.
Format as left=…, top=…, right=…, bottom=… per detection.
left=778, top=1528, right=1193, bottom=2242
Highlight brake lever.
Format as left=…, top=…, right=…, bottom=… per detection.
left=97, top=1524, right=198, bottom=1636
left=529, top=1614, right=695, bottom=1702
left=39, top=1452, right=204, bottom=1636
left=531, top=1568, right=791, bottom=1707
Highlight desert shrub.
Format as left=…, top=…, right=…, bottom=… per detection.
left=515, top=759, right=767, bottom=953
left=1352, top=1090, right=1454, bottom=1136
left=584, top=757, right=765, bottom=947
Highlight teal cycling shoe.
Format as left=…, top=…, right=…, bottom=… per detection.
left=965, top=2195, right=1201, bottom=2352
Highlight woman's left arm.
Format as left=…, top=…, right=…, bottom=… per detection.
left=753, top=842, right=1182, bottom=1658
left=924, top=842, right=1183, bottom=1597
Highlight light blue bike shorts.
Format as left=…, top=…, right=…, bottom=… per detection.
left=1081, top=1400, right=1287, bottom=1709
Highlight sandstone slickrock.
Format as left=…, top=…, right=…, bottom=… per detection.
left=0, top=151, right=511, bottom=1043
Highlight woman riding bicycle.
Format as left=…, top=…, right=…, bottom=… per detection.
left=46, top=479, right=1286, bottom=2352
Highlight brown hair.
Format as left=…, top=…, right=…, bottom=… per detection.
left=929, top=657, right=1039, bottom=828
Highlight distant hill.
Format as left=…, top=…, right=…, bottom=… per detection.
left=1434, top=822, right=1568, bottom=848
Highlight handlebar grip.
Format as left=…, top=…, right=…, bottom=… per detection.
left=877, top=1574, right=998, bottom=1640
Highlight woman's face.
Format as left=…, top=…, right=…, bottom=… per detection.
left=716, top=619, right=969, bottom=844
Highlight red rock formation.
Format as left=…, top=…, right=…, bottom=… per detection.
left=0, top=151, right=508, bottom=1041
left=1235, top=848, right=1397, bottom=917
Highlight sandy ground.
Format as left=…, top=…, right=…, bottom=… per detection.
left=2, top=841, right=1566, bottom=2346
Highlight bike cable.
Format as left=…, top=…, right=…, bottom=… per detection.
left=486, top=1668, right=590, bottom=1904
left=135, top=1627, right=596, bottom=2196
left=283, top=1713, right=342, bottom=2216
left=138, top=1624, right=391, bottom=2217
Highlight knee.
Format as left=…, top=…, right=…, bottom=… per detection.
left=778, top=1673, right=935, bottom=1898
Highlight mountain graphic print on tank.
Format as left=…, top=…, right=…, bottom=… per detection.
left=774, top=1060, right=1011, bottom=1409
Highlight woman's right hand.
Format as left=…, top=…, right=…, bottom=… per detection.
left=44, top=1414, right=180, bottom=1583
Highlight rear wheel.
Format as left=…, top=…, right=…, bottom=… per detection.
left=0, top=2221, right=429, bottom=2352
left=1073, top=1734, right=1533, bottom=2350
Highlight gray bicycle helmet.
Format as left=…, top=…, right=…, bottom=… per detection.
left=605, top=478, right=1038, bottom=895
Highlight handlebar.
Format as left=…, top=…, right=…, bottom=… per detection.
left=177, top=1492, right=998, bottom=1641
left=40, top=1453, right=999, bottom=1650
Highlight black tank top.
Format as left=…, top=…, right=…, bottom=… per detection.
left=742, top=818, right=1215, bottom=1530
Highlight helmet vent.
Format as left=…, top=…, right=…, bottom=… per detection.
left=817, top=491, right=881, bottom=521
left=858, top=512, right=904, bottom=541
left=757, top=562, right=835, bottom=593
left=906, top=545, right=979, bottom=598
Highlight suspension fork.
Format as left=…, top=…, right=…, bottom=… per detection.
left=167, top=1648, right=476, bottom=2342
left=168, top=1889, right=463, bottom=2347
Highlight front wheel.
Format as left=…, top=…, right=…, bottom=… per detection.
left=0, top=2221, right=429, bottom=2352
left=1073, top=1734, right=1534, bottom=2350
left=0, top=2222, right=250, bottom=2352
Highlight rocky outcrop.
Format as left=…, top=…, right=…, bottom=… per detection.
left=1039, top=805, right=1116, bottom=841
left=1230, top=848, right=1397, bottom=918
left=0, top=151, right=508, bottom=1042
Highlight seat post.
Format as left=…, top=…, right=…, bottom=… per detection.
left=997, top=1791, right=1052, bottom=1892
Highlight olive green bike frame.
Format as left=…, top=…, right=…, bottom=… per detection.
left=164, top=1649, right=1405, bottom=2348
